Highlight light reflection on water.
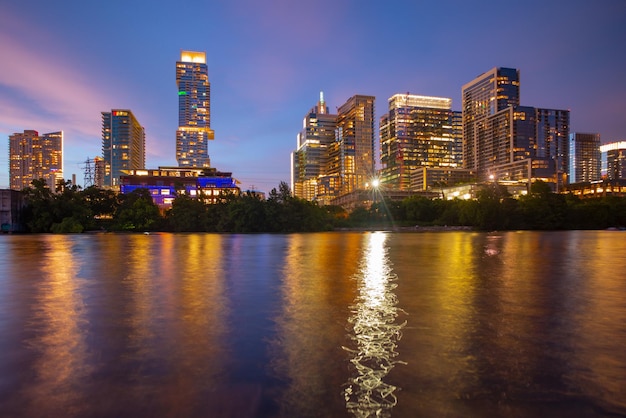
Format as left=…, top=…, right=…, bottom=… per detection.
left=23, top=236, right=90, bottom=417
left=0, top=231, right=625, bottom=417
left=343, top=232, right=406, bottom=417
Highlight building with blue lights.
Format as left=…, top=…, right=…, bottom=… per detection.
left=119, top=167, right=239, bottom=209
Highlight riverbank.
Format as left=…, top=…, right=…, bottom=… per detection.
left=334, top=225, right=474, bottom=232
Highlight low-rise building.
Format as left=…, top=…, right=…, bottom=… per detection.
left=0, top=189, right=25, bottom=232
left=119, top=167, right=239, bottom=210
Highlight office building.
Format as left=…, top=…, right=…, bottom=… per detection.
left=601, top=141, right=626, bottom=180
left=380, top=94, right=465, bottom=191
left=291, top=92, right=337, bottom=203
left=176, top=50, right=214, bottom=168
left=569, top=133, right=601, bottom=183
left=102, top=109, right=145, bottom=188
left=462, top=67, right=569, bottom=189
left=9, top=130, right=63, bottom=190
left=324, top=94, right=375, bottom=197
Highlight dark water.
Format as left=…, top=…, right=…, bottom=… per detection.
left=0, top=231, right=625, bottom=417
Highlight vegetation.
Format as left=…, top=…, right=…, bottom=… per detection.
left=18, top=179, right=626, bottom=233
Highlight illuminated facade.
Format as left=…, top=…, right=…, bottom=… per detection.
left=462, top=67, right=569, bottom=189
left=176, top=50, right=214, bottom=168
left=102, top=110, right=145, bottom=188
left=380, top=94, right=464, bottom=191
left=119, top=167, right=239, bottom=209
left=9, top=130, right=63, bottom=190
left=601, top=141, right=626, bottom=180
left=462, top=67, right=520, bottom=175
left=325, top=95, right=376, bottom=197
left=569, top=133, right=601, bottom=183
left=291, top=92, right=337, bottom=204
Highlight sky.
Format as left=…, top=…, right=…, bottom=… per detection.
left=1, top=0, right=625, bottom=193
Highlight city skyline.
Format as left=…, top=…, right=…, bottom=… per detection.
left=1, top=0, right=625, bottom=193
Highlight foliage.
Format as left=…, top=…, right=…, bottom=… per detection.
left=113, top=188, right=162, bottom=231
left=18, top=178, right=626, bottom=233
left=167, top=194, right=209, bottom=232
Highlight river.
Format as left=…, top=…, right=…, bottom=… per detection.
left=0, top=231, right=624, bottom=417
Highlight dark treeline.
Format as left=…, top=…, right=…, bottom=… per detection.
left=20, top=179, right=626, bottom=233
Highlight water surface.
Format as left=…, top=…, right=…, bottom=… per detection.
left=0, top=231, right=624, bottom=417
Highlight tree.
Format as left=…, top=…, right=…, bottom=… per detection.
left=475, top=183, right=511, bottom=230
left=167, top=194, right=209, bottom=232
left=113, top=188, right=162, bottom=231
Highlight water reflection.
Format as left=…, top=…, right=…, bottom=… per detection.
left=344, top=232, right=406, bottom=417
left=1, top=232, right=625, bottom=417
left=21, top=235, right=89, bottom=417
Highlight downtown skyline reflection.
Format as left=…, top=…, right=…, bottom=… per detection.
left=1, top=231, right=625, bottom=417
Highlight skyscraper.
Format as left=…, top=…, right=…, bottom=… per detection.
left=291, top=92, right=337, bottom=203
left=462, top=67, right=520, bottom=175
left=328, top=94, right=376, bottom=196
left=380, top=94, right=462, bottom=190
left=9, top=130, right=63, bottom=190
left=101, top=109, right=145, bottom=187
left=462, top=67, right=569, bottom=188
left=600, top=141, right=626, bottom=180
left=176, top=50, right=214, bottom=168
left=569, top=133, right=601, bottom=183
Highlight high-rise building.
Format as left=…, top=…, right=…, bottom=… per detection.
left=176, top=50, right=214, bottom=168
left=102, top=109, right=145, bottom=188
left=291, top=92, right=337, bottom=203
left=569, top=133, right=601, bottom=184
left=380, top=94, right=463, bottom=191
left=462, top=67, right=520, bottom=173
left=462, top=67, right=569, bottom=189
left=535, top=107, right=570, bottom=189
left=325, top=94, right=375, bottom=197
left=9, top=130, right=63, bottom=190
left=601, top=141, right=626, bottom=180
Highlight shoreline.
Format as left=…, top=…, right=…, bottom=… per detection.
left=333, top=225, right=474, bottom=232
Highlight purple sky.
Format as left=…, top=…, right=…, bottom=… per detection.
left=1, top=0, right=625, bottom=192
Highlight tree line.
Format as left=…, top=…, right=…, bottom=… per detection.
left=19, top=179, right=626, bottom=233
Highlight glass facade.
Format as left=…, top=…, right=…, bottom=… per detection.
left=380, top=94, right=462, bottom=191
left=9, top=130, right=63, bottom=190
left=462, top=67, right=569, bottom=188
left=462, top=67, right=520, bottom=173
left=536, top=108, right=570, bottom=188
left=291, top=92, right=337, bottom=203
left=102, top=110, right=145, bottom=187
left=600, top=141, right=626, bottom=180
left=176, top=51, right=214, bottom=168
left=569, top=133, right=601, bottom=183
left=291, top=94, right=375, bottom=203
left=334, top=95, right=376, bottom=196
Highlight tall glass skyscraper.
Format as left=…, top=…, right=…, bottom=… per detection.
left=462, top=67, right=520, bottom=174
left=462, top=67, right=569, bottom=188
left=176, top=50, right=214, bottom=168
left=600, top=141, right=626, bottom=180
left=101, top=109, right=145, bottom=187
left=291, top=92, right=337, bottom=203
left=9, top=130, right=63, bottom=190
left=380, top=94, right=462, bottom=191
left=331, top=94, right=376, bottom=196
left=569, top=133, right=601, bottom=183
